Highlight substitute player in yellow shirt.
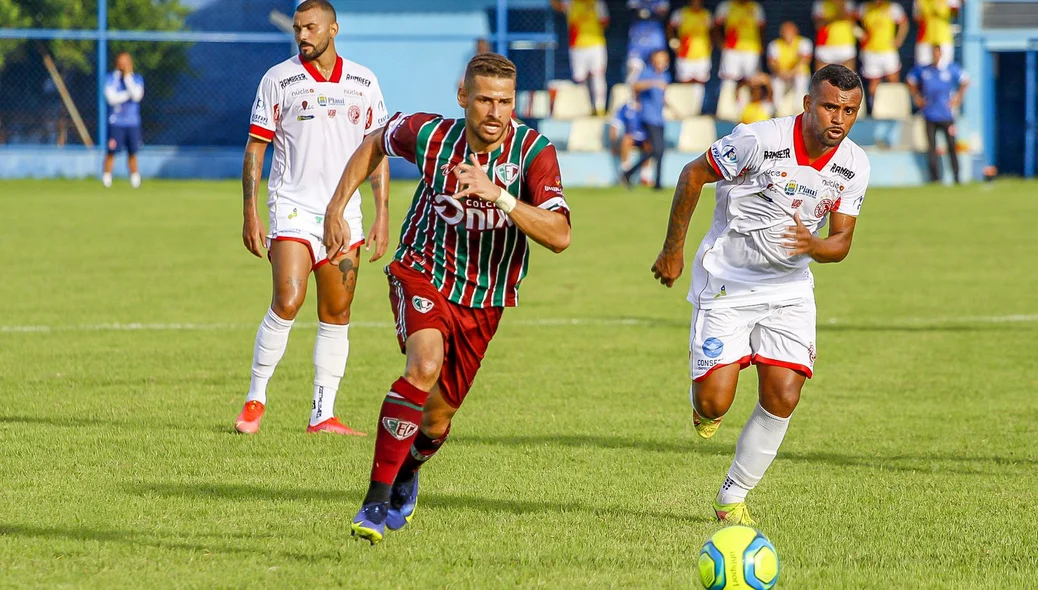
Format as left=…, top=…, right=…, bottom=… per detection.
left=914, top=0, right=960, bottom=67
left=859, top=0, right=909, bottom=101
left=714, top=0, right=765, bottom=89
left=812, top=0, right=857, bottom=70
left=767, top=21, right=813, bottom=114
left=668, top=0, right=712, bottom=84
left=551, top=0, right=610, bottom=114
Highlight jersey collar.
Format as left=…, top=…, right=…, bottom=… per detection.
left=300, top=54, right=343, bottom=83
left=793, top=114, right=840, bottom=172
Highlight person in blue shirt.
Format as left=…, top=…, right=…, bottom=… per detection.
left=626, top=0, right=671, bottom=83
left=621, top=49, right=670, bottom=190
left=906, top=45, right=969, bottom=184
left=610, top=99, right=653, bottom=183
left=103, top=52, right=145, bottom=188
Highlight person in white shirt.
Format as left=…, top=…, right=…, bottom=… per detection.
left=236, top=0, right=390, bottom=436
left=102, top=52, right=145, bottom=188
left=652, top=65, right=870, bottom=526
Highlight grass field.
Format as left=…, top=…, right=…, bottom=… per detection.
left=1, top=178, right=1036, bottom=588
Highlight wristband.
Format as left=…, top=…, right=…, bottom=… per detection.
left=494, top=188, right=517, bottom=214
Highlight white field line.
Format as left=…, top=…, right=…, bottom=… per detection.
left=0, top=315, right=1036, bottom=334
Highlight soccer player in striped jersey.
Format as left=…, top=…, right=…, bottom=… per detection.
left=323, top=53, right=571, bottom=545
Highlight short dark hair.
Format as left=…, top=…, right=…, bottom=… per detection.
left=810, top=64, right=863, bottom=95
left=295, top=0, right=336, bottom=21
left=464, top=53, right=517, bottom=88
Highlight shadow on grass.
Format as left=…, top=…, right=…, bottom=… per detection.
left=0, top=523, right=339, bottom=562
left=127, top=483, right=711, bottom=524
left=454, top=434, right=1036, bottom=475
left=0, top=414, right=235, bottom=434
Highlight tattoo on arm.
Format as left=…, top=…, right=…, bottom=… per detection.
left=243, top=151, right=259, bottom=202
left=338, top=257, right=358, bottom=293
left=368, top=161, right=389, bottom=213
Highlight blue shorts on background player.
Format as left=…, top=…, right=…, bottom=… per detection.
left=103, top=52, right=145, bottom=189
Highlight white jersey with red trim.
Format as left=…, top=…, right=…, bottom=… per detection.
left=248, top=54, right=388, bottom=223
left=690, top=114, right=870, bottom=309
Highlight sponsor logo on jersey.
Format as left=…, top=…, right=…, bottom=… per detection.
left=822, top=179, right=845, bottom=192
left=328, top=109, right=336, bottom=118
left=713, top=285, right=727, bottom=299
left=784, top=180, right=798, bottom=196
left=297, top=115, right=315, bottom=121
left=289, top=87, right=315, bottom=98
left=784, top=180, right=818, bottom=198
left=721, top=145, right=738, bottom=163
left=366, top=107, right=373, bottom=129
left=317, top=94, right=327, bottom=107
left=251, top=114, right=268, bottom=125
left=808, top=343, right=817, bottom=365
left=300, top=100, right=312, bottom=111
left=829, top=162, right=855, bottom=180
left=814, top=197, right=836, bottom=217
left=756, top=192, right=774, bottom=203
left=764, top=148, right=791, bottom=159
left=273, top=104, right=280, bottom=122
left=345, top=73, right=371, bottom=87
left=702, top=337, right=724, bottom=358
left=411, top=296, right=434, bottom=314
left=382, top=417, right=419, bottom=441
left=279, top=73, right=306, bottom=89
left=254, top=96, right=264, bottom=112
left=494, top=162, right=520, bottom=184
left=791, top=199, right=803, bottom=208
left=432, top=193, right=513, bottom=231
left=697, top=358, right=719, bottom=370
left=348, top=105, right=362, bottom=124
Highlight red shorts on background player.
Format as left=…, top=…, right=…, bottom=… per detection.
left=322, top=53, right=572, bottom=545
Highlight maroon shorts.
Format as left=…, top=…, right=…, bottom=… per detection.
left=386, top=261, right=503, bottom=408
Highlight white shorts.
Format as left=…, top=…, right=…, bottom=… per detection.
left=915, top=42, right=953, bottom=67
left=815, top=44, right=856, bottom=65
left=676, top=57, right=711, bottom=83
left=570, top=45, right=607, bottom=82
left=267, top=203, right=364, bottom=271
left=689, top=299, right=817, bottom=382
left=719, top=50, right=760, bottom=81
left=860, top=50, right=901, bottom=79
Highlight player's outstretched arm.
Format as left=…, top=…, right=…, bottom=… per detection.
left=783, top=211, right=857, bottom=263
left=242, top=137, right=269, bottom=258
left=454, top=154, right=571, bottom=254
left=324, top=128, right=388, bottom=263
left=365, top=157, right=391, bottom=262
left=652, top=154, right=722, bottom=287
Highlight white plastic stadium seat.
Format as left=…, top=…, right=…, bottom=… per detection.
left=567, top=117, right=606, bottom=152
left=609, top=83, right=632, bottom=113
left=677, top=116, right=718, bottom=153
left=528, top=91, right=551, bottom=119
left=899, top=115, right=931, bottom=152
left=775, top=90, right=800, bottom=118
left=715, top=80, right=748, bottom=123
left=664, top=83, right=704, bottom=120
left=871, top=83, right=912, bottom=120
left=552, top=85, right=594, bottom=119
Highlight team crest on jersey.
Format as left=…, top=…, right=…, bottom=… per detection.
left=815, top=198, right=836, bottom=218
left=382, top=417, right=419, bottom=441
left=808, top=344, right=817, bottom=365
left=412, top=296, right=434, bottom=314
left=494, top=163, right=519, bottom=184
left=273, top=104, right=280, bottom=122
left=721, top=146, right=737, bottom=163
left=348, top=105, right=361, bottom=124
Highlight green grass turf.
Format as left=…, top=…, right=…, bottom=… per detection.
left=0, top=178, right=1036, bottom=588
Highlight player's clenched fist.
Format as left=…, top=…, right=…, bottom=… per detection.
left=323, top=215, right=352, bottom=265
left=651, top=248, right=684, bottom=287
left=242, top=214, right=266, bottom=258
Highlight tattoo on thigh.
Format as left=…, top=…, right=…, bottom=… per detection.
left=285, top=276, right=306, bottom=288
left=338, top=258, right=358, bottom=292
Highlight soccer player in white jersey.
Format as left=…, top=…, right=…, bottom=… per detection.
left=237, top=0, right=390, bottom=436
left=651, top=65, right=870, bottom=525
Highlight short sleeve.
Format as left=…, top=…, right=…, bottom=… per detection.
left=955, top=66, right=970, bottom=85
left=767, top=40, right=779, bottom=60
left=754, top=2, right=765, bottom=23
left=890, top=3, right=907, bottom=23
left=834, top=162, right=870, bottom=217
left=812, top=1, right=825, bottom=19
left=523, top=144, right=570, bottom=223
left=799, top=38, right=814, bottom=56
left=669, top=9, right=682, bottom=27
left=597, top=1, right=609, bottom=20
left=905, top=66, right=919, bottom=85
left=912, top=0, right=921, bottom=19
left=382, top=111, right=441, bottom=164
left=366, top=76, right=390, bottom=135
left=707, top=123, right=764, bottom=180
left=249, top=75, right=278, bottom=142
left=714, top=2, right=729, bottom=23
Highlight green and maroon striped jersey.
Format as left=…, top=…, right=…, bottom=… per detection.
left=382, top=112, right=570, bottom=308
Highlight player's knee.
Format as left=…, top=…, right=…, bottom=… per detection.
left=317, top=303, right=351, bottom=325
left=270, top=298, right=303, bottom=320
left=691, top=383, right=733, bottom=419
left=759, top=384, right=801, bottom=417
left=404, top=356, right=442, bottom=390
left=421, top=413, right=451, bottom=439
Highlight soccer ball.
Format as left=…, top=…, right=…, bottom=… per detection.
left=697, top=525, right=780, bottom=590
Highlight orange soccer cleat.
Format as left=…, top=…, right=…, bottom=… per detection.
left=306, top=417, right=366, bottom=436
left=235, top=400, right=265, bottom=434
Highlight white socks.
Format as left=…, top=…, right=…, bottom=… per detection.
left=102, top=173, right=141, bottom=188
left=102, top=173, right=112, bottom=188
left=590, top=73, right=606, bottom=113
left=310, top=322, right=350, bottom=426
left=130, top=172, right=141, bottom=188
left=717, top=402, right=791, bottom=505
left=246, top=308, right=294, bottom=405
